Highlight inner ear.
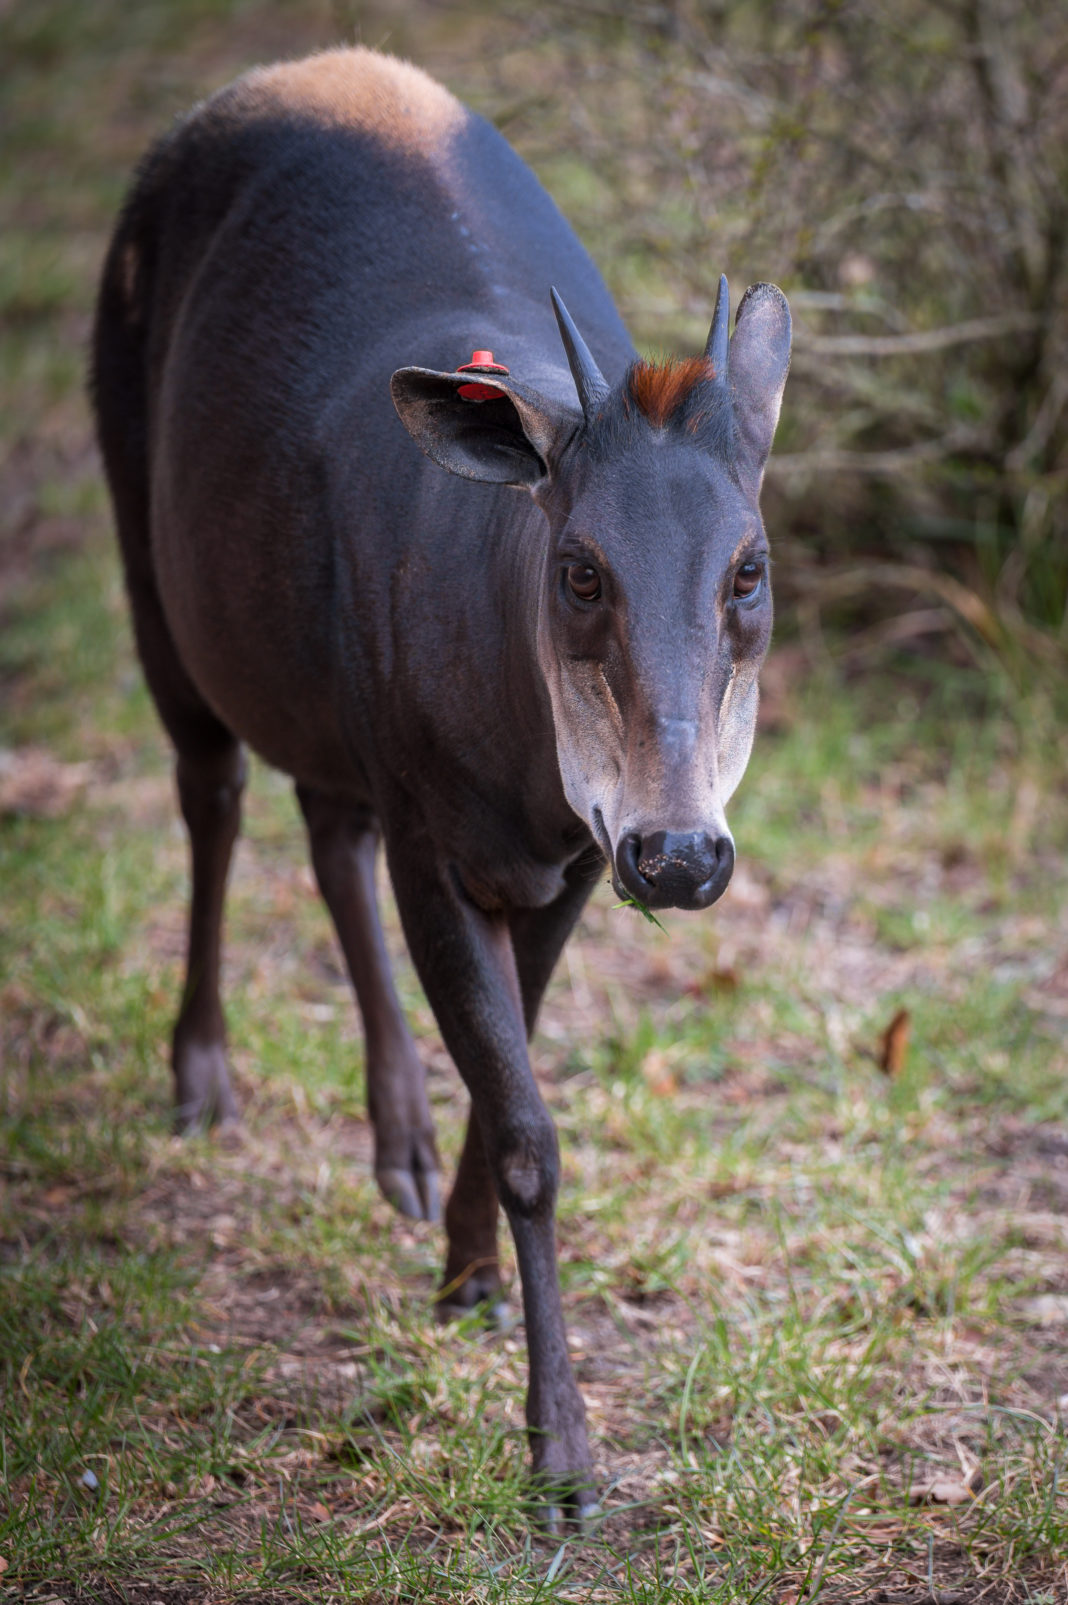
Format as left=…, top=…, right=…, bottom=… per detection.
left=391, top=369, right=568, bottom=487
left=728, top=283, right=792, bottom=496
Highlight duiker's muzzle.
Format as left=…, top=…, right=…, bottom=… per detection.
left=615, top=828, right=734, bottom=911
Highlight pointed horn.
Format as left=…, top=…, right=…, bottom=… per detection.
left=550, top=286, right=610, bottom=421
left=704, top=273, right=730, bottom=382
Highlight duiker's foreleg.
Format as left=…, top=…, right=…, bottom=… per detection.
left=386, top=834, right=595, bottom=1522
left=508, top=847, right=602, bottom=1035
left=436, top=852, right=601, bottom=1324
left=296, top=786, right=440, bottom=1222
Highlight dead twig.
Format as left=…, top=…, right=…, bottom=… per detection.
left=795, top=311, right=1039, bottom=359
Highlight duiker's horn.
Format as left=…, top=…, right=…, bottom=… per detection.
left=704, top=274, right=730, bottom=382
left=551, top=287, right=610, bottom=420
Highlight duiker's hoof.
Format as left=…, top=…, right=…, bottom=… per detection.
left=536, top=1478, right=600, bottom=1534
left=434, top=1261, right=511, bottom=1329
left=435, top=1294, right=515, bottom=1332
left=376, top=1164, right=441, bottom=1222
left=173, top=1039, right=238, bottom=1133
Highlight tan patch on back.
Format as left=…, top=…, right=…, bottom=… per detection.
left=232, top=47, right=465, bottom=155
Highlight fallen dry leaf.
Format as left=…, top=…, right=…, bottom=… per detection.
left=640, top=1047, right=678, bottom=1096
left=910, top=1478, right=971, bottom=1506
left=908, top=1473, right=978, bottom=1506
left=684, top=965, right=740, bottom=998
left=308, top=1500, right=332, bottom=1522
left=0, top=746, right=92, bottom=819
left=878, top=1007, right=911, bottom=1075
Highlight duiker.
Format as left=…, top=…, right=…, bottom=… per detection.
left=92, top=47, right=791, bottom=1518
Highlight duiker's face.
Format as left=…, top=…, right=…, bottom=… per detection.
left=392, top=279, right=791, bottom=910
left=534, top=436, right=771, bottom=908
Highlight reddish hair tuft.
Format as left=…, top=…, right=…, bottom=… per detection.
left=627, top=356, right=716, bottom=427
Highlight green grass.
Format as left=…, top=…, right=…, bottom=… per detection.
left=2, top=1, right=1068, bottom=1599
left=4, top=523, right=1066, bottom=1599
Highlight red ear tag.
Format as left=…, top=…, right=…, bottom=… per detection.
left=457, top=349, right=510, bottom=402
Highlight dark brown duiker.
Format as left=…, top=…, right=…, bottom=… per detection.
left=91, top=46, right=790, bottom=1521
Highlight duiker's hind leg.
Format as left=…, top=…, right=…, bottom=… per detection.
left=130, top=591, right=245, bottom=1127
left=171, top=738, right=246, bottom=1128
left=125, top=582, right=246, bottom=1130
left=297, top=786, right=440, bottom=1221
left=95, top=228, right=244, bottom=1129
left=437, top=1105, right=504, bottom=1320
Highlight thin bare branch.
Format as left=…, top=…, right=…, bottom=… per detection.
left=792, top=561, right=1002, bottom=644
left=1004, top=370, right=1068, bottom=473
left=766, top=427, right=990, bottom=479
left=795, top=313, right=1039, bottom=359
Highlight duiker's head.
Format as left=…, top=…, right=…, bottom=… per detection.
left=391, top=278, right=790, bottom=910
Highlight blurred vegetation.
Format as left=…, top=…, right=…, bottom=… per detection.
left=458, top=0, right=1068, bottom=683
left=2, top=0, right=1066, bottom=686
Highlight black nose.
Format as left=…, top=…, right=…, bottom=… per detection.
left=615, top=830, right=734, bottom=911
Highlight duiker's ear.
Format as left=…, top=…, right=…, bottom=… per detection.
left=728, top=284, right=792, bottom=495
left=391, top=369, right=580, bottom=488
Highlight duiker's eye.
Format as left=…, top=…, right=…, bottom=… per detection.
left=733, top=561, right=764, bottom=600
left=567, top=563, right=602, bottom=602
